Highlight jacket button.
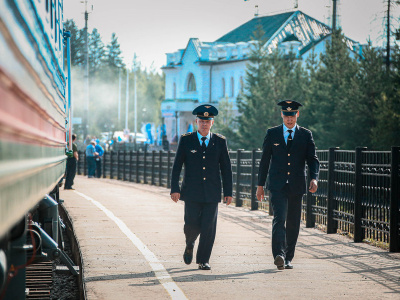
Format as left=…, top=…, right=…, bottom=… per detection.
left=203, top=177, right=206, bottom=180
left=288, top=154, right=291, bottom=156
left=288, top=172, right=290, bottom=175
left=203, top=156, right=205, bottom=159
left=288, top=163, right=291, bottom=165
left=203, top=167, right=205, bottom=169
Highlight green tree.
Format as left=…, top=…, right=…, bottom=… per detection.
left=89, top=28, right=105, bottom=76
left=63, top=19, right=84, bottom=66
left=104, top=33, right=125, bottom=74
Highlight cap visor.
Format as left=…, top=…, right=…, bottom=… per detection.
left=197, top=116, right=214, bottom=120
left=282, top=111, right=297, bottom=116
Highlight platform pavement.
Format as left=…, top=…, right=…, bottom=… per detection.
left=61, top=176, right=400, bottom=300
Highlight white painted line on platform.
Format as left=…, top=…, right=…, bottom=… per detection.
left=74, top=191, right=188, bottom=300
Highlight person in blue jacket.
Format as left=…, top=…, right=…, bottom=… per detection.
left=256, top=100, right=320, bottom=270
left=95, top=139, right=104, bottom=178
left=170, top=104, right=233, bottom=271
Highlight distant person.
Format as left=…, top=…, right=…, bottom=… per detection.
left=170, top=104, right=233, bottom=270
left=65, top=134, right=78, bottom=190
left=84, top=135, right=91, bottom=146
left=85, top=140, right=98, bottom=178
left=162, top=135, right=169, bottom=151
left=256, top=100, right=319, bottom=270
left=95, top=139, right=104, bottom=178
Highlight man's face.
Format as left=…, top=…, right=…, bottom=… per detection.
left=196, top=118, right=214, bottom=134
left=281, top=111, right=299, bottom=129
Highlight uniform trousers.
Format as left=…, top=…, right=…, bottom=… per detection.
left=184, top=201, right=218, bottom=264
left=65, top=157, right=77, bottom=188
left=87, top=157, right=96, bottom=177
left=95, top=157, right=102, bottom=178
left=270, top=184, right=303, bottom=261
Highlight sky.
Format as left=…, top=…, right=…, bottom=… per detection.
left=63, top=0, right=399, bottom=72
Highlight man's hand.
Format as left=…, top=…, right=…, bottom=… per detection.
left=170, top=192, right=180, bottom=202
left=309, top=179, right=318, bottom=193
left=256, top=186, right=265, bottom=201
left=223, top=196, right=233, bottom=205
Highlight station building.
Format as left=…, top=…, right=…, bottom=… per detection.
left=161, top=10, right=361, bottom=142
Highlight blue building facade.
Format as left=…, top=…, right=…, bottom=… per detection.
left=161, top=10, right=360, bottom=142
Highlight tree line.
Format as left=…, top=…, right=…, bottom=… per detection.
left=63, top=19, right=164, bottom=139
left=214, top=27, right=400, bottom=151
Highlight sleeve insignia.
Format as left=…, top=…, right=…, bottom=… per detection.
left=181, top=132, right=192, bottom=137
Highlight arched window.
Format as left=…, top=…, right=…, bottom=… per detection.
left=230, top=77, right=234, bottom=97
left=173, top=82, right=176, bottom=99
left=221, top=78, right=225, bottom=97
left=187, top=73, right=196, bottom=91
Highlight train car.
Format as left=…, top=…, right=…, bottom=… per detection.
left=0, top=0, right=72, bottom=298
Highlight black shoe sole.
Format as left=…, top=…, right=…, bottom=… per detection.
left=274, top=256, right=285, bottom=270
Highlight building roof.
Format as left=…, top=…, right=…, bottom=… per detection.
left=216, top=12, right=295, bottom=43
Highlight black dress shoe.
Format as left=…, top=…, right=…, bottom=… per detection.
left=183, top=247, right=193, bottom=265
left=198, top=263, right=211, bottom=270
left=285, top=260, right=293, bottom=269
left=274, top=255, right=285, bottom=270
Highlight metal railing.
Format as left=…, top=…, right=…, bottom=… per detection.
left=77, top=146, right=400, bottom=252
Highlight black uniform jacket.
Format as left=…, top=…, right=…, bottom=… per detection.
left=171, top=131, right=233, bottom=203
left=258, top=124, right=319, bottom=195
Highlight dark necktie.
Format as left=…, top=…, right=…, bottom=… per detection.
left=201, top=137, right=207, bottom=153
left=287, top=129, right=293, bottom=150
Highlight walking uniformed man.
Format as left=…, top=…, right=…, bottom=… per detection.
left=256, top=100, right=319, bottom=270
left=170, top=104, right=233, bottom=270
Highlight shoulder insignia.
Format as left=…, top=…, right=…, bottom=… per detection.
left=214, top=133, right=226, bottom=139
left=181, top=132, right=193, bottom=137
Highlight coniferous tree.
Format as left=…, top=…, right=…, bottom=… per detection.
left=63, top=19, right=85, bottom=66
left=89, top=28, right=105, bottom=76
left=309, top=31, right=360, bottom=149
left=104, top=33, right=125, bottom=74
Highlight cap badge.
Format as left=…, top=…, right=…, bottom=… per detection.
left=286, top=101, right=292, bottom=104
left=191, top=150, right=197, bottom=153
left=205, top=106, right=211, bottom=108
left=204, top=112, right=209, bottom=117
left=287, top=107, right=292, bottom=111
left=274, top=143, right=279, bottom=146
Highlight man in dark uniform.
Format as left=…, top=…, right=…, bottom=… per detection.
left=170, top=104, right=233, bottom=270
left=256, top=100, right=319, bottom=270
left=65, top=133, right=79, bottom=190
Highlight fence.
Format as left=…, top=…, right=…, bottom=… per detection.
left=77, top=146, right=400, bottom=252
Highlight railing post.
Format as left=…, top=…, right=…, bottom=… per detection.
left=136, top=150, right=140, bottom=183
left=102, top=151, right=107, bottom=178
left=327, top=147, right=338, bottom=234
left=123, top=150, right=127, bottom=181
left=306, top=168, right=315, bottom=228
left=110, top=151, right=114, bottom=179
left=77, top=151, right=82, bottom=175
left=143, top=150, right=147, bottom=184
left=235, top=149, right=242, bottom=207
left=167, top=150, right=172, bottom=189
left=129, top=151, right=133, bottom=182
left=117, top=151, right=121, bottom=180
left=354, top=147, right=367, bottom=242
left=390, top=146, right=400, bottom=252
left=83, top=152, right=87, bottom=176
left=151, top=150, right=156, bottom=185
left=251, top=149, right=258, bottom=211
left=159, top=151, right=163, bottom=186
